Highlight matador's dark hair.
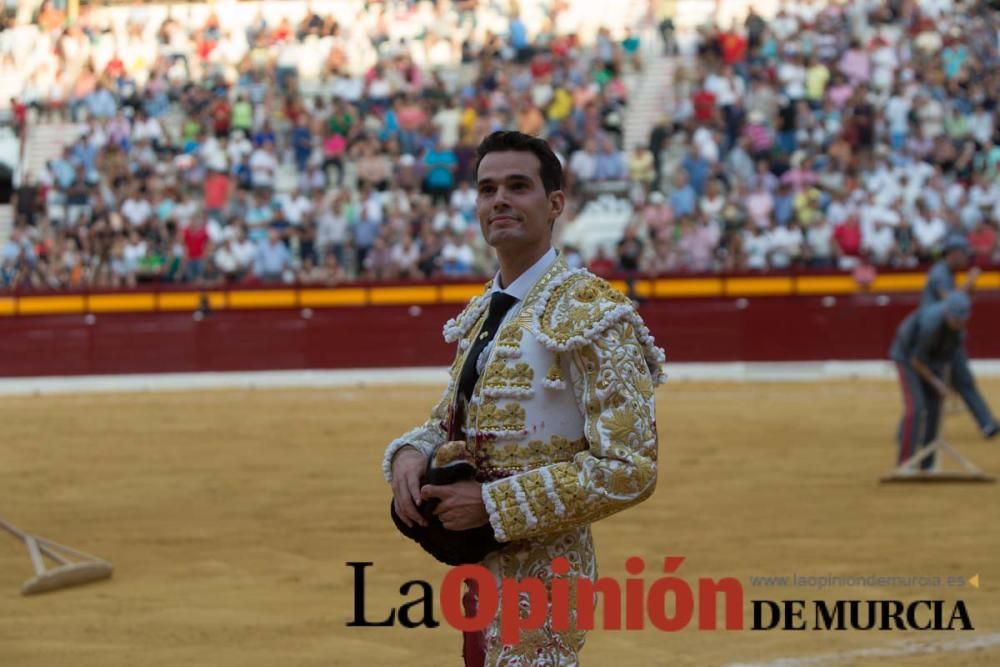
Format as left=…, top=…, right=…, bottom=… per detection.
left=473, top=131, right=563, bottom=194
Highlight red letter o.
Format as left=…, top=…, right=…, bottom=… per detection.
left=440, top=565, right=498, bottom=632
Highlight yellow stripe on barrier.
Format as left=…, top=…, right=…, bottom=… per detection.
left=299, top=288, right=367, bottom=307
left=795, top=276, right=859, bottom=295
left=654, top=278, right=723, bottom=297
left=871, top=273, right=926, bottom=292
left=6, top=271, right=1000, bottom=317
left=972, top=271, right=1000, bottom=290
left=369, top=286, right=439, bottom=305
left=159, top=292, right=228, bottom=310
left=227, top=290, right=297, bottom=309
left=158, top=292, right=202, bottom=311
left=18, top=295, right=86, bottom=315
left=206, top=292, right=228, bottom=309
left=725, top=277, right=794, bottom=296
left=88, top=293, right=157, bottom=313
left=440, top=284, right=487, bottom=303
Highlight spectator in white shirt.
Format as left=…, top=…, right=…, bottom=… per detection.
left=860, top=193, right=901, bottom=238
left=770, top=8, right=800, bottom=41
left=915, top=94, right=944, bottom=139
left=766, top=221, right=805, bottom=269
left=213, top=237, right=242, bottom=282
left=121, top=187, right=152, bottom=227
left=232, top=227, right=257, bottom=273
left=389, top=234, right=421, bottom=278
left=317, top=200, right=349, bottom=265
left=249, top=143, right=278, bottom=190
left=132, top=111, right=163, bottom=146
left=449, top=180, right=477, bottom=223
left=692, top=126, right=721, bottom=164
left=699, top=179, right=727, bottom=222
left=568, top=140, right=598, bottom=190
left=439, top=231, right=475, bottom=275
left=122, top=230, right=147, bottom=285
left=742, top=225, right=770, bottom=271
left=911, top=200, right=948, bottom=258
left=280, top=189, right=313, bottom=226
left=704, top=66, right=745, bottom=108
left=863, top=219, right=898, bottom=266
left=432, top=98, right=461, bottom=149
left=432, top=204, right=467, bottom=234
left=778, top=54, right=807, bottom=100
left=361, top=186, right=385, bottom=225
left=969, top=102, right=994, bottom=145
left=227, top=130, right=254, bottom=165
left=805, top=218, right=835, bottom=268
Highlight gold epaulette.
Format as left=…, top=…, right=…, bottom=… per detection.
left=531, top=269, right=667, bottom=386
left=533, top=270, right=635, bottom=352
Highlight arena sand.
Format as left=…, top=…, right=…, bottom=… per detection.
left=1, top=379, right=998, bottom=667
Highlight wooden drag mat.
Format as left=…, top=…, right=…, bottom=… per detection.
left=1, top=380, right=998, bottom=667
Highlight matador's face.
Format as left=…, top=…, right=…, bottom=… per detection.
left=475, top=151, right=563, bottom=256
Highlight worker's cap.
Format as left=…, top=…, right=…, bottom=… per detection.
left=944, top=290, right=971, bottom=321
left=942, top=234, right=971, bottom=255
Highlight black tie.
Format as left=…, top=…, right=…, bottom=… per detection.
left=457, top=291, right=519, bottom=404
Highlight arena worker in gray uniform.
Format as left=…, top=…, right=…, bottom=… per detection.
left=920, top=235, right=998, bottom=439
left=889, top=291, right=973, bottom=470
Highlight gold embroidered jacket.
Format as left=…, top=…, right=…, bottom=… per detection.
left=382, top=256, right=666, bottom=545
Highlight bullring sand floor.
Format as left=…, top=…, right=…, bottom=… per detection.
left=1, top=380, right=999, bottom=666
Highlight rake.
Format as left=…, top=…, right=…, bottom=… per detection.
left=880, top=439, right=996, bottom=484
left=0, top=517, right=113, bottom=595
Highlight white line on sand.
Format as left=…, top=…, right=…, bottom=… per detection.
left=726, top=633, right=1000, bottom=667
left=2, top=360, right=1000, bottom=396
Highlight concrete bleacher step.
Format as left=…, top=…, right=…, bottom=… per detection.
left=673, top=0, right=717, bottom=32
left=560, top=195, right=634, bottom=259
left=623, top=52, right=675, bottom=151
left=23, top=122, right=87, bottom=181
left=0, top=204, right=13, bottom=248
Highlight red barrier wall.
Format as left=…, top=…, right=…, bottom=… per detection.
left=2, top=291, right=998, bottom=377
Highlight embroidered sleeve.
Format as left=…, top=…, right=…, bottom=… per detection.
left=381, top=380, right=452, bottom=483
left=481, top=319, right=660, bottom=542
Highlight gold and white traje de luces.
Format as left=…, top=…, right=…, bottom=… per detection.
left=382, top=254, right=666, bottom=666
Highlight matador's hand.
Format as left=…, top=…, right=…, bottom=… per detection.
left=421, top=481, right=489, bottom=531
left=392, top=447, right=429, bottom=528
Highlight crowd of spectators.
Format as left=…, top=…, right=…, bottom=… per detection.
left=625, top=0, right=1000, bottom=275
left=2, top=0, right=1000, bottom=291
left=1, top=0, right=636, bottom=289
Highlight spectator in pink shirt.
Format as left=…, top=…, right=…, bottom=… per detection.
left=646, top=236, right=682, bottom=275
left=838, top=39, right=870, bottom=86
left=780, top=155, right=818, bottom=192
left=642, top=192, right=673, bottom=240
left=825, top=72, right=854, bottom=108
left=678, top=216, right=720, bottom=272
left=743, top=110, right=774, bottom=154
left=744, top=182, right=774, bottom=229
left=322, top=132, right=347, bottom=185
